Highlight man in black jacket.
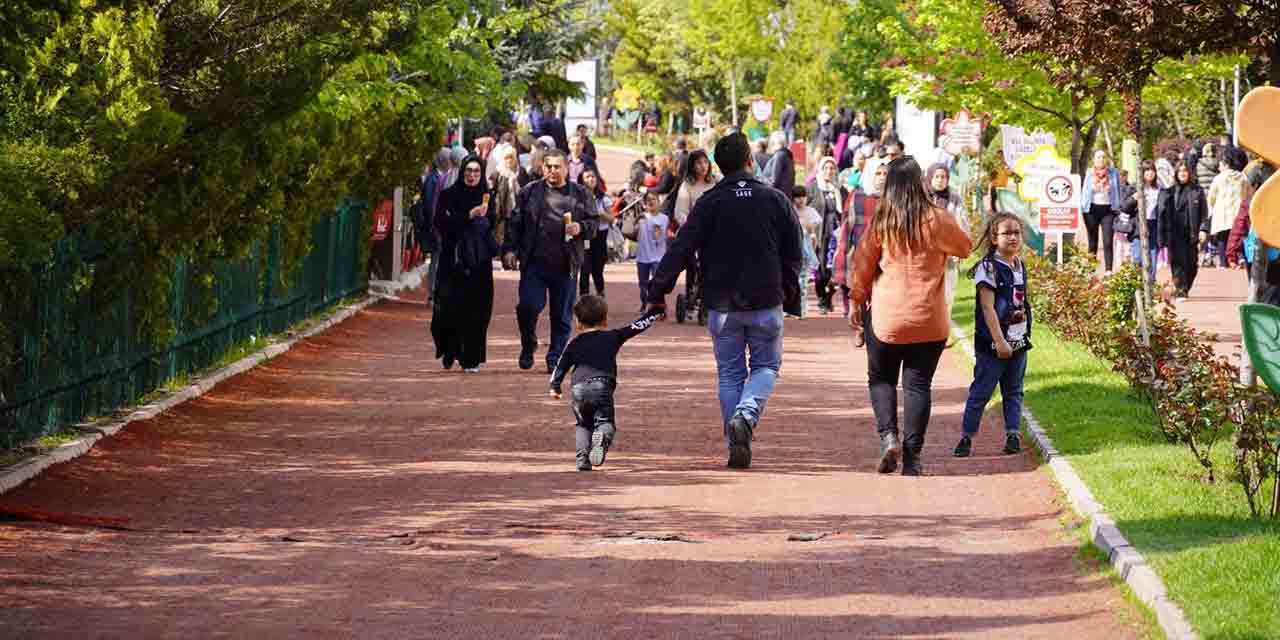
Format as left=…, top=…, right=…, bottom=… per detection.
left=646, top=132, right=803, bottom=469
left=502, top=150, right=598, bottom=372
left=779, top=102, right=797, bottom=147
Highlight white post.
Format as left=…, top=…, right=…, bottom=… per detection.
left=1057, top=231, right=1064, bottom=264
left=730, top=65, right=739, bottom=127
left=392, top=186, right=404, bottom=281
left=1233, top=65, right=1241, bottom=146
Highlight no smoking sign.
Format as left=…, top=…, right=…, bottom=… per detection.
left=1044, top=175, right=1074, bottom=205
left=1036, top=173, right=1081, bottom=233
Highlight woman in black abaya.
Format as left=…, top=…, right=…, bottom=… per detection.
left=431, top=156, right=499, bottom=372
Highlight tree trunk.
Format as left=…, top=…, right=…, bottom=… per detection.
left=1172, top=110, right=1185, bottom=139
left=1271, top=37, right=1280, bottom=87
left=730, top=65, right=739, bottom=127
left=1125, top=91, right=1153, bottom=306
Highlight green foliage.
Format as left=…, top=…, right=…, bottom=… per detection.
left=953, top=283, right=1280, bottom=637
left=761, top=0, right=846, bottom=121
left=1027, top=253, right=1280, bottom=515
left=0, top=0, right=587, bottom=388
left=834, top=0, right=897, bottom=116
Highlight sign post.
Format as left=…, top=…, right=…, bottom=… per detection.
left=1036, top=173, right=1082, bottom=264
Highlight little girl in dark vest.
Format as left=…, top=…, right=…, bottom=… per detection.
left=955, top=212, right=1032, bottom=458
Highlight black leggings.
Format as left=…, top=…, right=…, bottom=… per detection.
left=1083, top=205, right=1116, bottom=271
left=579, top=233, right=608, bottom=296
left=864, top=309, right=947, bottom=454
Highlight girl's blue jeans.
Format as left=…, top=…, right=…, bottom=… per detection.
left=962, top=349, right=1028, bottom=436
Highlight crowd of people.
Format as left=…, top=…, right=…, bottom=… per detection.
left=410, top=99, right=1276, bottom=475
left=1079, top=139, right=1277, bottom=301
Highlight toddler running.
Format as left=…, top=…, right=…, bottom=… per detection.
left=550, top=295, right=662, bottom=470
left=955, top=212, right=1032, bottom=458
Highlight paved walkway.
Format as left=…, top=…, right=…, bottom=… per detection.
left=0, top=149, right=1141, bottom=638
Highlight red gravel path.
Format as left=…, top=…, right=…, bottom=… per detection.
left=0, top=147, right=1141, bottom=638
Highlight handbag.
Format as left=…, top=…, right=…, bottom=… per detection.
left=621, top=212, right=638, bottom=241
left=1113, top=212, right=1134, bottom=235
left=607, top=224, right=626, bottom=253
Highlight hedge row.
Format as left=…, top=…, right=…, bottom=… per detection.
left=1027, top=254, right=1279, bottom=516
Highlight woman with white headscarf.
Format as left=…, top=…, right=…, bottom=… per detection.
left=489, top=145, right=522, bottom=248
left=807, top=156, right=845, bottom=314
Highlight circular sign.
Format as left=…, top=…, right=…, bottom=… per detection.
left=1044, top=175, right=1074, bottom=205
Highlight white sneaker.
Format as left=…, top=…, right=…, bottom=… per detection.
left=462, top=367, right=480, bottom=373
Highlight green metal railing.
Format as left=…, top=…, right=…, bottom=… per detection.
left=1, top=203, right=367, bottom=448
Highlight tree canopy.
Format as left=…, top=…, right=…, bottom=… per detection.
left=0, top=0, right=594, bottom=372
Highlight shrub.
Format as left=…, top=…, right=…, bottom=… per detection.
left=1025, top=253, right=1280, bottom=515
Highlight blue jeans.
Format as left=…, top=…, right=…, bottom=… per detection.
left=1129, top=218, right=1158, bottom=280
left=961, top=349, right=1028, bottom=436
left=517, top=261, right=577, bottom=368
left=707, top=307, right=784, bottom=443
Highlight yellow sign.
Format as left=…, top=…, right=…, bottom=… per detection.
left=1014, top=145, right=1071, bottom=202
left=614, top=86, right=641, bottom=112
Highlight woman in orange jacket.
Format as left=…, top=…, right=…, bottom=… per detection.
left=848, top=158, right=972, bottom=476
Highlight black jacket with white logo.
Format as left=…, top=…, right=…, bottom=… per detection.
left=647, top=171, right=803, bottom=314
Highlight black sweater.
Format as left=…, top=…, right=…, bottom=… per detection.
left=549, top=310, right=662, bottom=393
left=647, top=171, right=803, bottom=314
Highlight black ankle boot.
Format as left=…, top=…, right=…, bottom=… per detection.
left=902, top=448, right=923, bottom=476
left=877, top=431, right=901, bottom=474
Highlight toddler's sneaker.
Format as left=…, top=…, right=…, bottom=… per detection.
left=1002, top=432, right=1022, bottom=455
left=953, top=435, right=972, bottom=458
left=576, top=454, right=592, bottom=472
left=589, top=426, right=615, bottom=467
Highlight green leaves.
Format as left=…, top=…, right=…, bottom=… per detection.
left=1, top=0, right=588, bottom=381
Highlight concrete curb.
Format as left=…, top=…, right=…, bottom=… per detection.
left=949, top=321, right=1197, bottom=640
left=0, top=264, right=428, bottom=497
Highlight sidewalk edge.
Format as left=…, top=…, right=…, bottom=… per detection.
left=0, top=264, right=427, bottom=497
left=949, top=321, right=1198, bottom=640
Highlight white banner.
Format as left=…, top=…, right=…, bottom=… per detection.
left=564, top=60, right=598, bottom=126
left=1001, top=125, right=1057, bottom=169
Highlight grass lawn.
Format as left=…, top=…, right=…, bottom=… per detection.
left=952, top=285, right=1280, bottom=640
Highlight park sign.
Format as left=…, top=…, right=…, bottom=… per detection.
left=1015, top=144, right=1071, bottom=202
left=1000, top=125, right=1057, bottom=169
left=693, top=108, right=711, bottom=131
left=1037, top=173, right=1081, bottom=233
left=750, top=97, right=774, bottom=124
left=940, top=109, right=981, bottom=156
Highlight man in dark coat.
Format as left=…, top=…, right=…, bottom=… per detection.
left=779, top=103, right=797, bottom=146
left=502, top=149, right=599, bottom=372
left=646, top=132, right=803, bottom=469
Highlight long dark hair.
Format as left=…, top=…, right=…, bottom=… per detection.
left=682, top=149, right=713, bottom=185
left=967, top=212, right=1024, bottom=278
left=871, top=157, right=934, bottom=252
left=1139, top=160, right=1157, bottom=188
left=578, top=165, right=606, bottom=196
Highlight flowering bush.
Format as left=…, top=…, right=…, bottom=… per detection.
left=1026, top=254, right=1279, bottom=515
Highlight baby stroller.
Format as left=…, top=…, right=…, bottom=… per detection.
left=674, top=256, right=707, bottom=326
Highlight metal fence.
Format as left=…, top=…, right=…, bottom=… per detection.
left=1, top=203, right=367, bottom=448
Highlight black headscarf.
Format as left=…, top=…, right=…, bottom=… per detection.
left=438, top=155, right=489, bottom=218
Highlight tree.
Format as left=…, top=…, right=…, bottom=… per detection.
left=834, top=0, right=899, bottom=117
left=0, top=0, right=556, bottom=379
left=985, top=0, right=1243, bottom=302
left=682, top=0, right=776, bottom=125
left=762, top=0, right=847, bottom=123
left=871, top=0, right=1114, bottom=174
